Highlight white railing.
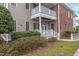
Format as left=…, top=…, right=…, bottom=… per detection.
left=41, top=29, right=57, bottom=37
left=32, top=5, right=56, bottom=17
left=1, top=34, right=11, bottom=42
left=36, top=29, right=58, bottom=38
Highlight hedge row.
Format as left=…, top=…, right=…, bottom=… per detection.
left=0, top=36, right=47, bottom=56
left=48, top=37, right=58, bottom=42
left=11, top=31, right=41, bottom=40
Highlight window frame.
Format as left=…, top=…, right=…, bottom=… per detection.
left=33, top=23, right=39, bottom=30
left=26, top=22, right=29, bottom=30
left=26, top=3, right=29, bottom=9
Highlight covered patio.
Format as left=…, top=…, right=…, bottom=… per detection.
left=31, top=3, right=58, bottom=39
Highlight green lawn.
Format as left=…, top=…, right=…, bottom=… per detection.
left=30, top=41, right=79, bottom=56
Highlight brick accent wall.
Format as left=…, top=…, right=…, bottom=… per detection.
left=59, top=4, right=73, bottom=38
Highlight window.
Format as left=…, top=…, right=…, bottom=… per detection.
left=13, top=20, right=16, bottom=31
left=33, top=23, right=39, bottom=29
left=26, top=22, right=29, bottom=30
left=51, top=24, right=54, bottom=30
left=33, top=4, right=37, bottom=8
left=26, top=3, right=29, bottom=9
left=11, top=3, right=16, bottom=6
left=64, top=13, right=68, bottom=17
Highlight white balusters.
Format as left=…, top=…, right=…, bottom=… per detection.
left=31, top=5, right=56, bottom=17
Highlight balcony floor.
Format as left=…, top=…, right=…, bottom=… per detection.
left=31, top=13, right=56, bottom=20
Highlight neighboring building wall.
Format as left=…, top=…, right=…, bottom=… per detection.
left=59, top=4, right=74, bottom=38
left=73, top=17, right=79, bottom=27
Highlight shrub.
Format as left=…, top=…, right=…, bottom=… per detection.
left=0, top=5, right=13, bottom=33
left=0, top=53, right=5, bottom=56
left=11, top=31, right=40, bottom=40
left=6, top=50, right=19, bottom=56
left=0, top=43, right=11, bottom=53
left=4, top=36, right=47, bottom=55
left=0, top=36, right=47, bottom=56
left=48, top=37, right=58, bottom=42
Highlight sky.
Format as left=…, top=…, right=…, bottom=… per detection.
left=66, top=3, right=79, bottom=17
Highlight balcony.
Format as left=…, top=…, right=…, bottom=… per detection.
left=31, top=5, right=56, bottom=20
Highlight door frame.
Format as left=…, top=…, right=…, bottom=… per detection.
left=42, top=24, right=48, bottom=30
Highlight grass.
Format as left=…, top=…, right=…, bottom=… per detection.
left=28, top=41, right=79, bottom=56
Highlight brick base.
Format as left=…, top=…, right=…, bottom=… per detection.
left=60, top=32, right=71, bottom=39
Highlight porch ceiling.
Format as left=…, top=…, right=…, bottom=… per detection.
left=32, top=3, right=57, bottom=9
left=42, top=3, right=57, bottom=9
left=31, top=13, right=56, bottom=20
left=32, top=17, right=56, bottom=22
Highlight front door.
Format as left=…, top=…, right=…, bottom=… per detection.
left=42, top=24, right=48, bottom=30
left=42, top=24, right=48, bottom=36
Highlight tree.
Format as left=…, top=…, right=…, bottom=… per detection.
left=0, top=6, right=13, bottom=33
left=0, top=5, right=13, bottom=42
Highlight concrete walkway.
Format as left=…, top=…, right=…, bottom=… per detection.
left=61, top=39, right=79, bottom=41
left=74, top=49, right=79, bottom=56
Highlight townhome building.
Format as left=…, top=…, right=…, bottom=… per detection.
left=73, top=16, right=79, bottom=28
left=0, top=3, right=75, bottom=40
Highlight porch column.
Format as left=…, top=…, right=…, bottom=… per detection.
left=39, top=16, right=42, bottom=33
left=39, top=3, right=42, bottom=33
left=57, top=4, right=60, bottom=40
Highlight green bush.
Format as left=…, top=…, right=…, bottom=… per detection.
left=48, top=37, right=58, bottom=42
left=0, top=43, right=11, bottom=53
left=0, top=35, right=48, bottom=55
left=10, top=37, right=47, bottom=53
left=11, top=31, right=40, bottom=40
left=0, top=36, right=47, bottom=56
left=0, top=5, right=13, bottom=33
